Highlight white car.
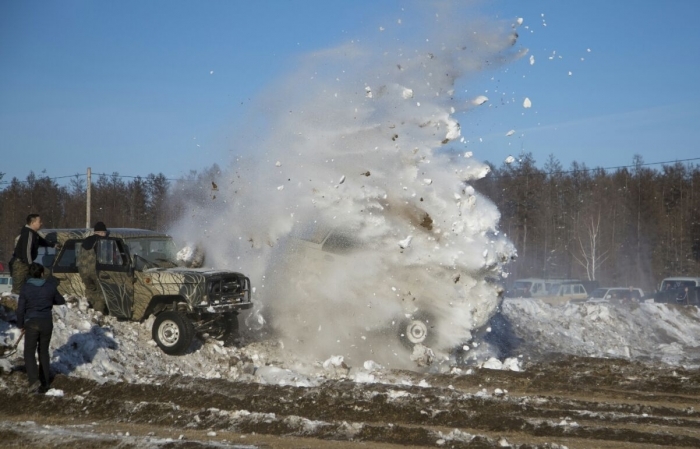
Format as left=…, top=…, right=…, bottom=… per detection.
left=587, top=287, right=644, bottom=303
left=0, top=273, right=12, bottom=295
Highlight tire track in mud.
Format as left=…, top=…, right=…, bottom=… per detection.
left=1, top=356, right=700, bottom=448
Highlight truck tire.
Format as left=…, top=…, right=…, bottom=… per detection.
left=152, top=311, right=195, bottom=355
left=397, top=312, right=436, bottom=349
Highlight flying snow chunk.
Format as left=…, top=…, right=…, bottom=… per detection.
left=339, top=175, right=346, bottom=185
left=523, top=97, right=532, bottom=108
left=472, top=95, right=488, bottom=106
left=464, top=151, right=473, bottom=158
left=277, top=185, right=284, bottom=191
left=505, top=130, right=515, bottom=137
left=398, top=235, right=413, bottom=249
left=402, top=88, right=414, bottom=99
left=423, top=178, right=433, bottom=185
left=505, top=155, right=516, bottom=164
left=529, top=55, right=535, bottom=65
left=209, top=71, right=214, bottom=75
left=568, top=71, right=573, bottom=76
left=516, top=17, right=524, bottom=25
left=275, top=161, right=281, bottom=167
left=445, top=119, right=461, bottom=141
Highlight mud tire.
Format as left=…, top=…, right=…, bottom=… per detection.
left=152, top=311, right=195, bottom=355
left=397, top=312, right=436, bottom=349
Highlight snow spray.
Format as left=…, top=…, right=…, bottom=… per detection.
left=171, top=5, right=523, bottom=367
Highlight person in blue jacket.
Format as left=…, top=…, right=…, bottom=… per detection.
left=17, top=263, right=65, bottom=394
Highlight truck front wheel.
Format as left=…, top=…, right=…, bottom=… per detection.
left=152, top=311, right=195, bottom=355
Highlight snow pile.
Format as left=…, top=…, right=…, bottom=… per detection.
left=503, top=298, right=700, bottom=367
left=171, top=4, right=524, bottom=368
left=4, top=292, right=700, bottom=393
left=0, top=294, right=527, bottom=390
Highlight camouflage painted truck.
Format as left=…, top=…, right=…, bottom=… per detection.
left=40, top=228, right=252, bottom=355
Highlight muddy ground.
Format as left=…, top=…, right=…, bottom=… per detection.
left=0, top=355, right=699, bottom=448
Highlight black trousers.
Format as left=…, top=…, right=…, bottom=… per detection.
left=24, top=318, right=53, bottom=387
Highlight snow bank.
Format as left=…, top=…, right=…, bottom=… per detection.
left=503, top=298, right=700, bottom=367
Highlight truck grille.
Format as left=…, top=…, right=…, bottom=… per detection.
left=208, top=274, right=251, bottom=304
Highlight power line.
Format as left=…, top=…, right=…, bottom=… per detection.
left=2, top=156, right=700, bottom=186
left=0, top=172, right=179, bottom=186
left=482, top=156, right=700, bottom=179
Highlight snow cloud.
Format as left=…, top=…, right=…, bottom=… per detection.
left=170, top=4, right=522, bottom=367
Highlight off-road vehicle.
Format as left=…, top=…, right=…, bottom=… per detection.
left=39, top=228, right=252, bottom=355
left=267, top=222, right=504, bottom=352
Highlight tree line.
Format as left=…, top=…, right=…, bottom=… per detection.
left=474, top=154, right=700, bottom=292
left=2, top=156, right=699, bottom=292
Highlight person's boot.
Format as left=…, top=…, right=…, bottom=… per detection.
left=26, top=380, right=41, bottom=394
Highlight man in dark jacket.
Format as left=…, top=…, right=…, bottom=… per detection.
left=77, top=222, right=108, bottom=314
left=17, top=263, right=65, bottom=394
left=10, top=214, right=57, bottom=294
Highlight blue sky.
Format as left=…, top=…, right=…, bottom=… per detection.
left=1, top=0, right=699, bottom=185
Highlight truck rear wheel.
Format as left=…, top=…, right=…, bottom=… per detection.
left=152, top=311, right=195, bottom=355
left=397, top=312, right=436, bottom=349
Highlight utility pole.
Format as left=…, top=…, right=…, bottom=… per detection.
left=86, top=167, right=91, bottom=229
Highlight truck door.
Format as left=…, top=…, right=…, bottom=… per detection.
left=51, top=239, right=84, bottom=297
left=95, top=237, right=134, bottom=319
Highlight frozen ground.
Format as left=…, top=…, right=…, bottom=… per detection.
left=2, top=294, right=700, bottom=447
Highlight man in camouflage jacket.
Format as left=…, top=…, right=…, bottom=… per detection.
left=77, top=222, right=108, bottom=314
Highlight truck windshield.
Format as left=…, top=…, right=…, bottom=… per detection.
left=125, top=238, right=178, bottom=267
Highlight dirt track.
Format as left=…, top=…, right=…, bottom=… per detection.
left=0, top=355, right=699, bottom=448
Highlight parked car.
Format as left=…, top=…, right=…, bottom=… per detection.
left=506, top=278, right=549, bottom=298
left=586, top=287, right=645, bottom=303
left=506, top=278, right=578, bottom=298
left=0, top=273, right=12, bottom=295
left=654, top=277, right=700, bottom=305
left=37, top=228, right=252, bottom=355
left=538, top=281, right=588, bottom=305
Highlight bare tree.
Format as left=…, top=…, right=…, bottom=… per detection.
left=572, top=211, right=609, bottom=281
